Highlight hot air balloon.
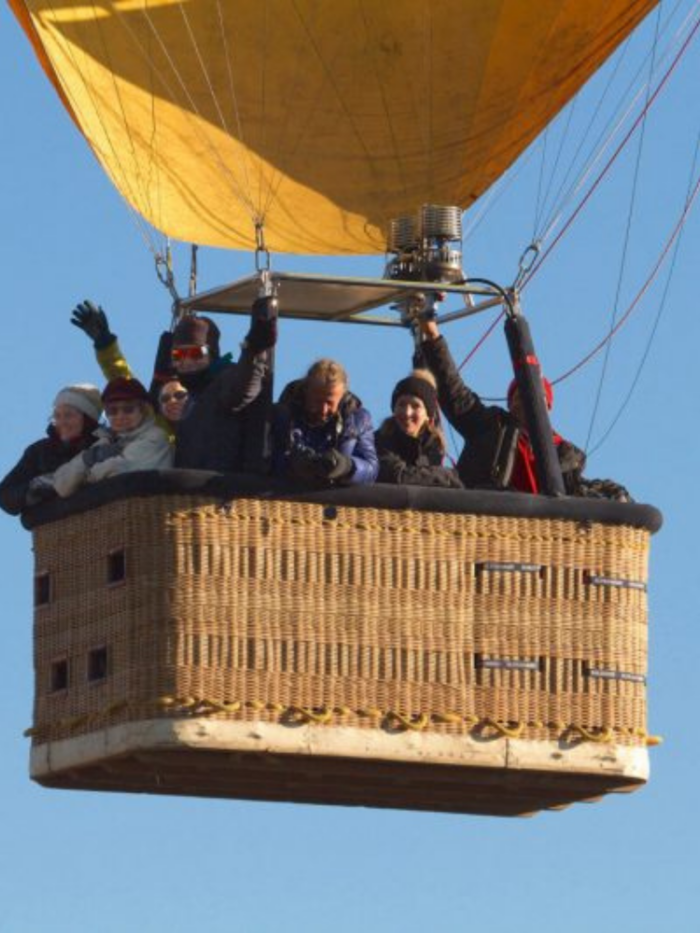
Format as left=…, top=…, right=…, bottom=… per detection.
left=12, top=0, right=664, bottom=816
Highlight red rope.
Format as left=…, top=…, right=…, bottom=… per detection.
left=456, top=14, right=700, bottom=373
left=457, top=309, right=504, bottom=371
left=552, top=168, right=700, bottom=385
left=523, top=14, right=700, bottom=288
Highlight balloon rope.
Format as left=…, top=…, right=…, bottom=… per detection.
left=537, top=0, right=694, bottom=245
left=584, top=3, right=661, bottom=453
left=587, top=128, right=700, bottom=455
left=214, top=0, right=254, bottom=210
left=523, top=11, right=700, bottom=288
left=119, top=2, right=258, bottom=221
left=551, top=166, right=700, bottom=386
left=457, top=11, right=700, bottom=373
left=457, top=310, right=505, bottom=372
left=178, top=0, right=257, bottom=220
left=40, top=0, right=164, bottom=261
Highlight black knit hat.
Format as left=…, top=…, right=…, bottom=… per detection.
left=391, top=375, right=438, bottom=421
left=172, top=315, right=220, bottom=358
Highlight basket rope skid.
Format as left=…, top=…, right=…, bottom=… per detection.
left=31, top=494, right=651, bottom=749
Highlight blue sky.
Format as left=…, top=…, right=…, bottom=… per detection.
left=2, top=4, right=700, bottom=932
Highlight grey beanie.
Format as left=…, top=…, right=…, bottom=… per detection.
left=53, top=384, right=103, bottom=422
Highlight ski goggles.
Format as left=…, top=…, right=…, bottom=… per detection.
left=171, top=345, right=209, bottom=362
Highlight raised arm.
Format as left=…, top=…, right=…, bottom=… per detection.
left=218, top=298, right=277, bottom=411
left=71, top=300, right=134, bottom=381
left=418, top=320, right=494, bottom=439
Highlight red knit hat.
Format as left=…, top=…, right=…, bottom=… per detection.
left=507, top=376, right=554, bottom=410
left=102, top=377, right=150, bottom=405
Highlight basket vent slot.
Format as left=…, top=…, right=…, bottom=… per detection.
left=107, top=549, right=126, bottom=585
left=49, top=658, right=69, bottom=693
left=34, top=572, right=51, bottom=606
left=87, top=647, right=109, bottom=683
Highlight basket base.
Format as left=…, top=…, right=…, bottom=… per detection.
left=30, top=718, right=648, bottom=817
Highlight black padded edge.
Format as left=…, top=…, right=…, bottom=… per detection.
left=20, top=469, right=663, bottom=534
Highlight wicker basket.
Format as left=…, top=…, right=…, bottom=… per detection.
left=29, top=492, right=653, bottom=816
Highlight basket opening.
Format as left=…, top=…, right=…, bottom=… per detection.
left=87, top=647, right=109, bottom=683
left=34, top=572, right=51, bottom=606
left=107, top=549, right=126, bottom=585
left=49, top=658, right=68, bottom=693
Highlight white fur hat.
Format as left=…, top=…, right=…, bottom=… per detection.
left=53, top=384, right=103, bottom=422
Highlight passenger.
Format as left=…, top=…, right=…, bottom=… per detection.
left=71, top=301, right=185, bottom=441
left=157, top=379, right=190, bottom=423
left=375, top=370, right=462, bottom=488
left=53, top=377, right=172, bottom=497
left=0, top=384, right=102, bottom=515
left=169, top=311, right=275, bottom=471
left=418, top=318, right=585, bottom=493
left=273, top=359, right=378, bottom=485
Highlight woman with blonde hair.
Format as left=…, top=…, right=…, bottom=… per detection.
left=375, top=369, right=462, bottom=488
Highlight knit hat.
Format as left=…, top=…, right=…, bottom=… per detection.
left=507, top=376, right=554, bottom=411
left=391, top=374, right=438, bottom=421
left=172, top=315, right=220, bottom=358
left=102, top=377, right=150, bottom=405
left=53, top=384, right=103, bottom=422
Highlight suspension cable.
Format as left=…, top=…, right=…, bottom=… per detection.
left=586, top=126, right=700, bottom=455
left=523, top=11, right=700, bottom=288
left=115, top=2, right=258, bottom=224
left=550, top=165, right=700, bottom=386
left=584, top=3, right=661, bottom=453
left=457, top=11, right=700, bottom=373
left=41, top=0, right=166, bottom=262
left=537, top=95, right=579, bottom=234
left=538, top=0, right=696, bottom=248
left=155, top=239, right=181, bottom=305
left=462, top=147, right=536, bottom=243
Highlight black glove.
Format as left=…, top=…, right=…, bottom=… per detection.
left=252, top=294, right=279, bottom=321
left=26, top=475, right=56, bottom=506
left=71, top=300, right=115, bottom=350
left=576, top=477, right=633, bottom=503
left=244, top=317, right=277, bottom=354
left=288, top=446, right=321, bottom=481
left=316, top=449, right=354, bottom=482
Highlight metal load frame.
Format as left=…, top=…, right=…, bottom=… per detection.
left=178, top=270, right=505, bottom=327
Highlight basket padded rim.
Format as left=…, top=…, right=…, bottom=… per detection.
left=22, top=469, right=663, bottom=533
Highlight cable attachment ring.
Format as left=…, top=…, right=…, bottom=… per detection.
left=155, top=240, right=181, bottom=308
left=254, top=221, right=271, bottom=272
left=513, top=241, right=541, bottom=290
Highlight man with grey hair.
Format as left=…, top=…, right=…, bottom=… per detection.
left=272, top=358, right=378, bottom=486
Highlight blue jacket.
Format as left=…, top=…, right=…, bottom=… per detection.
left=272, top=379, right=378, bottom=485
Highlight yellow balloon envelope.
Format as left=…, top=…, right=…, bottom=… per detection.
left=11, top=0, right=658, bottom=254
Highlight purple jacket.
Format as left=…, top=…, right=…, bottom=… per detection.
left=272, top=380, right=378, bottom=485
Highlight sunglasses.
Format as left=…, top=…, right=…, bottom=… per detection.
left=159, top=389, right=189, bottom=404
left=105, top=402, right=141, bottom=417
left=171, top=345, right=209, bottom=362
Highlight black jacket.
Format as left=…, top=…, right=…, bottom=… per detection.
left=0, top=428, right=92, bottom=516
left=421, top=336, right=585, bottom=492
left=374, top=420, right=463, bottom=489
left=174, top=351, right=269, bottom=472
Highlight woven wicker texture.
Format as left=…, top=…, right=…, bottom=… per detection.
left=31, top=495, right=650, bottom=748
